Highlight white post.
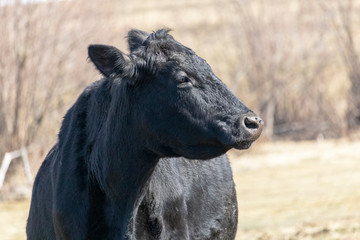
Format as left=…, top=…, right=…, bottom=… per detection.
left=20, top=147, right=33, bottom=183
left=0, top=153, right=12, bottom=189
left=21, top=147, right=33, bottom=183
left=0, top=148, right=32, bottom=190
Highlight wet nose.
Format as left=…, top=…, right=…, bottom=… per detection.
left=242, top=114, right=263, bottom=140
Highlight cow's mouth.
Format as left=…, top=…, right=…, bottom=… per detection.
left=215, top=113, right=263, bottom=150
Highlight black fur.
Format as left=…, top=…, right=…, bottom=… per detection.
left=26, top=29, right=262, bottom=240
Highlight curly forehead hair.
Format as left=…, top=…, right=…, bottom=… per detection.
left=127, top=28, right=194, bottom=60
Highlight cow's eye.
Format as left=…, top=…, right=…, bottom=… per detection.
left=176, top=75, right=193, bottom=88
left=177, top=76, right=190, bottom=84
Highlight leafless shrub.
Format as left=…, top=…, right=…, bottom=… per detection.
left=319, top=0, right=360, bottom=130
left=229, top=0, right=352, bottom=139
left=0, top=0, right=113, bottom=192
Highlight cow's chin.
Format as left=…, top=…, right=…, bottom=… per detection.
left=172, top=144, right=231, bottom=160
left=216, top=131, right=257, bottom=151
left=230, top=140, right=254, bottom=150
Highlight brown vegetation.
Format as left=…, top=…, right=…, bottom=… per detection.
left=0, top=0, right=111, bottom=192
left=0, top=0, right=359, bottom=162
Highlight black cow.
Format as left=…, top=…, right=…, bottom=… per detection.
left=26, top=29, right=263, bottom=240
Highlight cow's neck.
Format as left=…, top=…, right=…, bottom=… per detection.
left=105, top=137, right=158, bottom=239
left=91, top=83, right=159, bottom=240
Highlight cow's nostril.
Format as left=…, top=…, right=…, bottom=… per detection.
left=244, top=117, right=260, bottom=129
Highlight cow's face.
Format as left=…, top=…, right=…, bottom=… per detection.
left=88, top=29, right=263, bottom=159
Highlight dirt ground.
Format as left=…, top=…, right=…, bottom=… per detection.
left=1, top=139, right=359, bottom=240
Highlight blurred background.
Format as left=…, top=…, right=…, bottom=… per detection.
left=0, top=0, right=359, bottom=239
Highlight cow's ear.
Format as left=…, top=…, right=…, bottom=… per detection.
left=88, top=44, right=131, bottom=78
left=127, top=29, right=149, bottom=53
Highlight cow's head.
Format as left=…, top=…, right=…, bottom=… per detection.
left=88, top=29, right=263, bottom=159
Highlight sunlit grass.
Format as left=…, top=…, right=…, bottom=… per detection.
left=0, top=200, right=30, bottom=240
left=231, top=139, right=360, bottom=239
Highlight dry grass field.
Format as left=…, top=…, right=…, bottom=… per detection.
left=1, top=139, right=360, bottom=240
left=231, top=139, right=360, bottom=240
